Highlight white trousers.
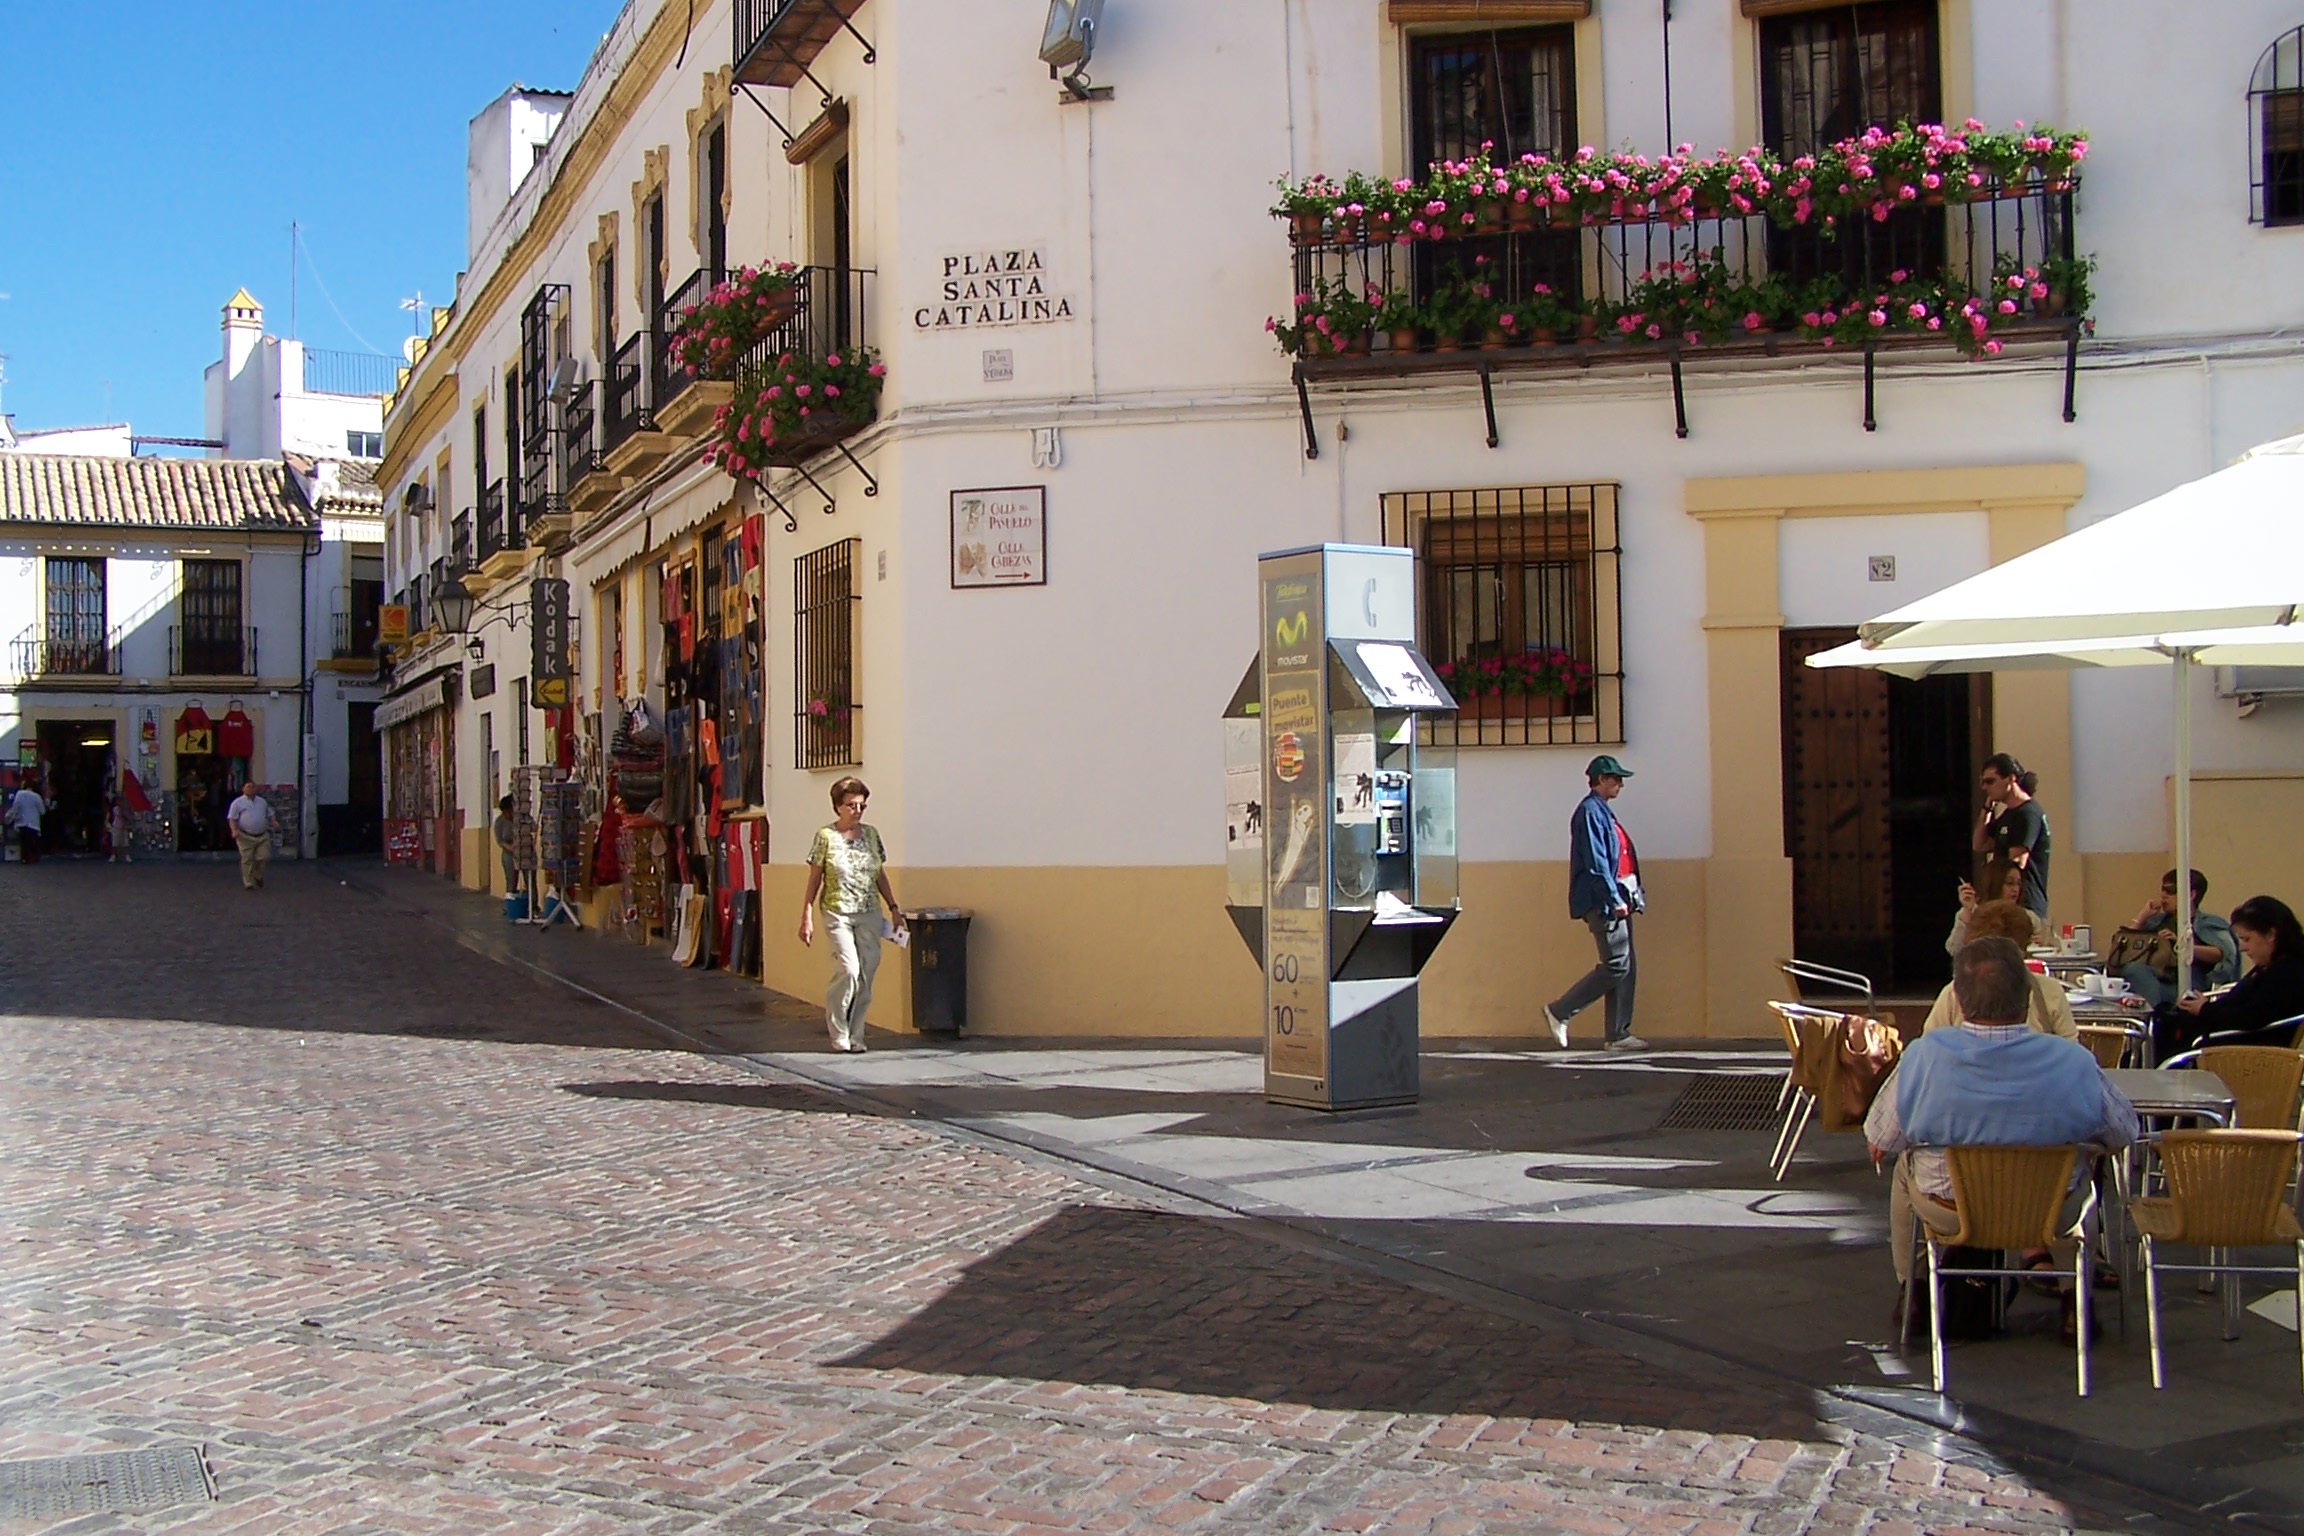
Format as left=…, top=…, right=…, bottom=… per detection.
left=824, top=910, right=881, bottom=1048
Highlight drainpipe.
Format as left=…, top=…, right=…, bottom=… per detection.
left=298, top=526, right=315, bottom=858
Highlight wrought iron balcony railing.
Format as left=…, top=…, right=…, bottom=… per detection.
left=477, top=479, right=510, bottom=562
left=451, top=510, right=474, bottom=573
left=655, top=269, right=715, bottom=409
left=303, top=348, right=401, bottom=398
left=519, top=426, right=563, bottom=526
left=1283, top=177, right=2083, bottom=445
left=171, top=626, right=258, bottom=677
left=11, top=636, right=119, bottom=680
left=607, top=330, right=660, bottom=450
left=331, top=608, right=381, bottom=660
left=562, top=378, right=608, bottom=489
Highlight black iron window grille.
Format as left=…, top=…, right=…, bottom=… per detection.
left=478, top=480, right=508, bottom=562
left=1761, top=2, right=1944, bottom=284
left=1381, top=484, right=1624, bottom=748
left=562, top=379, right=607, bottom=491
left=179, top=559, right=245, bottom=675
left=2253, top=27, right=2304, bottom=224
left=43, top=556, right=107, bottom=674
left=519, top=284, right=568, bottom=446
left=793, top=537, right=859, bottom=768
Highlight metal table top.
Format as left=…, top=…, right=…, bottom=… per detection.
left=2104, top=1067, right=2234, bottom=1125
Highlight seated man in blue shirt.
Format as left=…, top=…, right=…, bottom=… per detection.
left=1866, top=936, right=2138, bottom=1332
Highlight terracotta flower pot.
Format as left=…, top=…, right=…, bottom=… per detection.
left=1290, top=212, right=1326, bottom=245
left=1575, top=314, right=1600, bottom=343
left=1389, top=326, right=1422, bottom=354
left=1507, top=201, right=1539, bottom=232
left=1340, top=333, right=1371, bottom=357
left=2039, top=290, right=2069, bottom=318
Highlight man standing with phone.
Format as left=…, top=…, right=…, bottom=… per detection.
left=1974, top=752, right=2051, bottom=921
left=1544, top=755, right=1645, bottom=1052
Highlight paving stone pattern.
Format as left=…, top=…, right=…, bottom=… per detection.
left=0, top=863, right=2122, bottom=1533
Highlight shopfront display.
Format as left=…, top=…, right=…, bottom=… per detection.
left=379, top=671, right=458, bottom=878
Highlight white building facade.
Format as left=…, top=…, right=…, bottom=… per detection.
left=378, top=0, right=2304, bottom=1038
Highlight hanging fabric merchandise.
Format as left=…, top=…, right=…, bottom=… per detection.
left=174, top=701, right=215, bottom=756
left=216, top=701, right=255, bottom=759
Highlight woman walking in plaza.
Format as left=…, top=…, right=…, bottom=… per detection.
left=798, top=777, right=906, bottom=1053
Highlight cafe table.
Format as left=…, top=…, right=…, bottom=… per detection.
left=2034, top=949, right=2108, bottom=980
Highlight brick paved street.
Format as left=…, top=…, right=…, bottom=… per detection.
left=0, top=862, right=2171, bottom=1533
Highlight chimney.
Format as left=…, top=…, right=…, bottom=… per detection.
left=222, top=288, right=264, bottom=376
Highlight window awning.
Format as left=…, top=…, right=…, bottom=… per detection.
left=1387, top=1, right=1590, bottom=21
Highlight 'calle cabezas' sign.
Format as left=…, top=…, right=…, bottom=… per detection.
left=914, top=247, right=1075, bottom=330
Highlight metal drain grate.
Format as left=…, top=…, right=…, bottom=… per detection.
left=1655, top=1073, right=1786, bottom=1132
left=0, top=1445, right=215, bottom=1520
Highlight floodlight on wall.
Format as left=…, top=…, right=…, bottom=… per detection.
left=1039, top=0, right=1110, bottom=101
left=548, top=356, right=586, bottom=405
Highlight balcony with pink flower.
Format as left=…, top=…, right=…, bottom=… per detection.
left=1268, top=121, right=2090, bottom=450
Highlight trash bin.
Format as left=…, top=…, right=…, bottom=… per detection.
left=907, top=908, right=972, bottom=1035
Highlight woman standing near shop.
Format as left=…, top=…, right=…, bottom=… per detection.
left=798, top=777, right=906, bottom=1053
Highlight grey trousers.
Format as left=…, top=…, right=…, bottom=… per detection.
left=1551, top=910, right=1636, bottom=1041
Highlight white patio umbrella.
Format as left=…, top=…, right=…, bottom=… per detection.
left=1811, top=623, right=2304, bottom=1005
left=1855, top=433, right=2304, bottom=650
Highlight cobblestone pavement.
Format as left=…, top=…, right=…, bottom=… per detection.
left=0, top=861, right=2158, bottom=1533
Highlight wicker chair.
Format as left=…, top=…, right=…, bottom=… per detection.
left=2157, top=1046, right=2304, bottom=1131
left=2075, top=1024, right=2133, bottom=1070
left=2129, top=1129, right=2304, bottom=1390
left=1904, top=1144, right=2096, bottom=1397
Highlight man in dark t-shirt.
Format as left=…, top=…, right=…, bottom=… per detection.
left=1976, top=759, right=2051, bottom=919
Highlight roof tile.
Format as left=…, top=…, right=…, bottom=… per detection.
left=0, top=455, right=317, bottom=533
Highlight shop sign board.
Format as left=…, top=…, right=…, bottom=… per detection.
left=384, top=818, right=423, bottom=865
left=950, top=487, right=1047, bottom=588
left=469, top=664, right=496, bottom=700
left=375, top=675, right=448, bottom=732
left=379, top=604, right=409, bottom=646
left=1259, top=549, right=1329, bottom=1090
left=532, top=578, right=572, bottom=707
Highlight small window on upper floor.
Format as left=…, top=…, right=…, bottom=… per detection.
left=347, top=429, right=382, bottom=457
left=2252, top=28, right=2304, bottom=225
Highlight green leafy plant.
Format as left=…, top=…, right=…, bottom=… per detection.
left=669, top=263, right=800, bottom=378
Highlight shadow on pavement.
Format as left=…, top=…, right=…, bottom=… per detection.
left=832, top=1202, right=1821, bottom=1438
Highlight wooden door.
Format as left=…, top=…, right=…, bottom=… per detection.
left=1781, top=628, right=1893, bottom=984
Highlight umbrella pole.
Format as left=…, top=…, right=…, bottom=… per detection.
left=2174, top=649, right=2196, bottom=1011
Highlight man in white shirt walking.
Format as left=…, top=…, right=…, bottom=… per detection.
left=7, top=776, right=46, bottom=865
left=226, top=785, right=272, bottom=890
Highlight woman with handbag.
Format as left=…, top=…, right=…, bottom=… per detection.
left=2158, top=895, right=2304, bottom=1056
left=2111, top=868, right=2236, bottom=1010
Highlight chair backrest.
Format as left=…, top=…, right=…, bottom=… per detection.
left=2197, top=1046, right=2304, bottom=1130
left=1769, top=1003, right=1844, bottom=1096
left=1942, top=1145, right=2079, bottom=1249
left=2074, top=1025, right=2128, bottom=1070
left=1781, top=959, right=1874, bottom=1014
left=2156, top=1130, right=2303, bottom=1247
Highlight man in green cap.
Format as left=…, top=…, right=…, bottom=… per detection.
left=1543, top=755, right=1645, bottom=1050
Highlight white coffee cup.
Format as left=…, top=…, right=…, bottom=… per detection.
left=2084, top=971, right=2113, bottom=996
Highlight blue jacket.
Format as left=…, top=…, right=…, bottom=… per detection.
left=1567, top=791, right=1636, bottom=919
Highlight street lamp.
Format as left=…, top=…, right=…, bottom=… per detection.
left=433, top=583, right=475, bottom=636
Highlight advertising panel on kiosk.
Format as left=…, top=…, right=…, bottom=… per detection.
left=1225, top=545, right=1458, bottom=1111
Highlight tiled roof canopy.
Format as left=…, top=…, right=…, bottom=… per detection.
left=0, top=455, right=318, bottom=533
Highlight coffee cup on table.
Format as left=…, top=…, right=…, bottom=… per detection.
left=2082, top=971, right=2112, bottom=996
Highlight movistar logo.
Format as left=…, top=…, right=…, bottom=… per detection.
left=1275, top=611, right=1308, bottom=647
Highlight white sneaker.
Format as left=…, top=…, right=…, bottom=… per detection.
left=1605, top=1034, right=1649, bottom=1052
left=1542, top=1004, right=1569, bottom=1048
left=829, top=1038, right=853, bottom=1054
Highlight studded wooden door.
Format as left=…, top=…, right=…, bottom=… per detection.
left=1780, top=628, right=1893, bottom=985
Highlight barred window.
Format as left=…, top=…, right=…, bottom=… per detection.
left=2253, top=28, right=2304, bottom=225
left=1409, top=27, right=1583, bottom=308
left=794, top=537, right=859, bottom=769
left=1383, top=484, right=1623, bottom=747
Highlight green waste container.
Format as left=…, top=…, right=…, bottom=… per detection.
left=907, top=908, right=972, bottom=1035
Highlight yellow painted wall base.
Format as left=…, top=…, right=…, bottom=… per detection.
left=755, top=861, right=1726, bottom=1040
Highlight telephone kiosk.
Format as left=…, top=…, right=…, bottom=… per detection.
left=1224, top=544, right=1460, bottom=1110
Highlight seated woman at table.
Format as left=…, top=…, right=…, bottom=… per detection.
left=1946, top=858, right=2046, bottom=958
left=1923, top=899, right=2077, bottom=1039
left=2156, top=895, right=2304, bottom=1057
left=2116, top=867, right=2238, bottom=1010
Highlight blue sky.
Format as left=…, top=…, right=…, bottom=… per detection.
left=0, top=3, right=621, bottom=440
